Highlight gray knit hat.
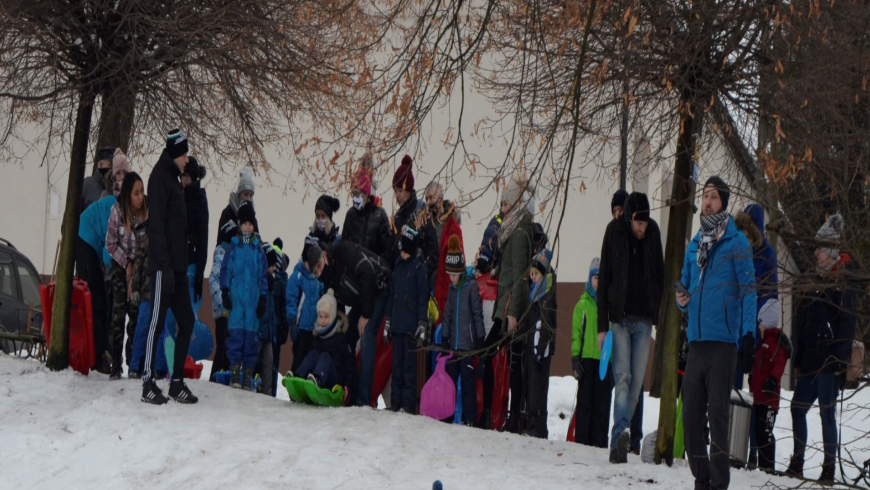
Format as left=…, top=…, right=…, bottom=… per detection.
left=757, top=299, right=780, bottom=329
left=237, top=167, right=256, bottom=195
left=589, top=257, right=600, bottom=275
left=816, top=214, right=844, bottom=260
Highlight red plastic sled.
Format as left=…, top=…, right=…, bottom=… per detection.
left=183, top=355, right=203, bottom=380
left=489, top=346, right=510, bottom=430
left=41, top=279, right=95, bottom=376
left=567, top=407, right=577, bottom=442
left=355, top=318, right=393, bottom=407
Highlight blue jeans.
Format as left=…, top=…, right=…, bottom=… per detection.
left=610, top=316, right=653, bottom=449
left=791, top=372, right=839, bottom=465
left=353, top=293, right=388, bottom=407
left=296, top=350, right=338, bottom=388
left=130, top=300, right=167, bottom=375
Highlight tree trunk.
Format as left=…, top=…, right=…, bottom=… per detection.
left=46, top=89, right=96, bottom=371
left=96, top=83, right=135, bottom=151
left=654, top=93, right=700, bottom=466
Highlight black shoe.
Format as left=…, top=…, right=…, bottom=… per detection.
left=499, top=416, right=520, bottom=434
left=230, top=365, right=241, bottom=389
left=141, top=380, right=168, bottom=405
left=478, top=409, right=492, bottom=430
left=128, top=371, right=142, bottom=380
left=819, top=463, right=835, bottom=485
left=785, top=456, right=804, bottom=479
left=242, top=368, right=254, bottom=392
left=169, top=379, right=198, bottom=404
left=109, top=365, right=122, bottom=380
left=389, top=403, right=401, bottom=413
left=610, top=430, right=630, bottom=464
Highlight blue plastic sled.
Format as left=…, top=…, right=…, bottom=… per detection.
left=599, top=330, right=612, bottom=380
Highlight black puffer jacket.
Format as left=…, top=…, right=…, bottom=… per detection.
left=596, top=197, right=664, bottom=332
left=185, top=183, right=209, bottom=285
left=389, top=194, right=438, bottom=280
left=147, top=150, right=188, bottom=275
left=341, top=200, right=391, bottom=260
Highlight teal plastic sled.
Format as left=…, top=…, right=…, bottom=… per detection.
left=283, top=377, right=314, bottom=404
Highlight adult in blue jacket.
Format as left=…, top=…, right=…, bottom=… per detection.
left=676, top=177, right=756, bottom=490
left=286, top=235, right=325, bottom=371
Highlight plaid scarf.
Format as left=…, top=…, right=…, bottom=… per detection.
left=697, top=211, right=730, bottom=269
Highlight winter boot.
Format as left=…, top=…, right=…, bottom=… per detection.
left=168, top=379, right=199, bottom=404
left=785, top=456, right=804, bottom=479
left=389, top=401, right=401, bottom=413
left=109, top=364, right=123, bottom=381
left=478, top=409, right=492, bottom=430
left=499, top=415, right=520, bottom=434
left=128, top=371, right=142, bottom=380
left=230, top=364, right=242, bottom=389
left=141, top=380, right=169, bottom=405
left=818, top=463, right=835, bottom=485
left=242, top=368, right=254, bottom=392
left=308, top=373, right=322, bottom=388
left=609, top=430, right=630, bottom=464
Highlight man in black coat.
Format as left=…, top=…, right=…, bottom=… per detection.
left=342, top=164, right=391, bottom=260
left=597, top=192, right=664, bottom=463
left=141, top=129, right=198, bottom=405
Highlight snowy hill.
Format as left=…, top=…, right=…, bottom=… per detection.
left=0, top=354, right=860, bottom=489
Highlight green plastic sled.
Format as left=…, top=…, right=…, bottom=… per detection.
left=303, top=382, right=346, bottom=407
left=283, top=377, right=314, bottom=404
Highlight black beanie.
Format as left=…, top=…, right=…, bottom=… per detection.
left=704, top=176, right=730, bottom=210
left=96, top=146, right=115, bottom=163
left=445, top=235, right=465, bottom=273
left=183, top=156, right=206, bottom=182
left=611, top=189, right=629, bottom=213
left=273, top=237, right=284, bottom=252
left=166, top=129, right=189, bottom=159
left=218, top=220, right=238, bottom=244
left=237, top=200, right=256, bottom=227
left=262, top=243, right=279, bottom=268
left=302, top=235, right=321, bottom=262
left=626, top=192, right=650, bottom=222
left=399, top=225, right=418, bottom=255
left=315, top=195, right=341, bottom=220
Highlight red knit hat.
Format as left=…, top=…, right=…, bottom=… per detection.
left=392, top=154, right=415, bottom=191
left=352, top=167, right=373, bottom=196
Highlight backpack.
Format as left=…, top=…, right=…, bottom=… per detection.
left=335, top=243, right=393, bottom=308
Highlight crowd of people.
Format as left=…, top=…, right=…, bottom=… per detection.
left=72, top=129, right=858, bottom=488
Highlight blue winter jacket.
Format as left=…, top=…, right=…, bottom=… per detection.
left=80, top=194, right=115, bottom=267
left=744, top=204, right=779, bottom=312
left=678, top=217, right=757, bottom=345
left=219, top=235, right=268, bottom=311
left=385, top=255, right=429, bottom=335
left=285, top=259, right=324, bottom=339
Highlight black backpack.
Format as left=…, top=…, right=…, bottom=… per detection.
left=335, top=243, right=392, bottom=308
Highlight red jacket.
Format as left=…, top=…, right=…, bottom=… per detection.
left=750, top=327, right=792, bottom=412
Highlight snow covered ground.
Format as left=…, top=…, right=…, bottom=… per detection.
left=1, top=354, right=865, bottom=489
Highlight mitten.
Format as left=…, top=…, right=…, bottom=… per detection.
left=221, top=290, right=233, bottom=310
left=572, top=356, right=584, bottom=381
left=763, top=377, right=778, bottom=393
left=415, top=321, right=427, bottom=343
left=741, top=335, right=755, bottom=374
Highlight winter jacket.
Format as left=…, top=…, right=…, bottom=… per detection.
left=341, top=200, right=391, bottom=260
left=219, top=234, right=268, bottom=311
left=272, top=270, right=289, bottom=345
left=323, top=240, right=390, bottom=319
left=184, top=183, right=209, bottom=287
left=750, top=327, right=791, bottom=412
left=285, top=259, right=324, bottom=338
left=147, top=150, right=188, bottom=275
left=385, top=254, right=429, bottom=335
left=597, top=199, right=665, bottom=332
left=217, top=202, right=259, bottom=244
left=528, top=272, right=557, bottom=359
left=310, top=222, right=341, bottom=248
left=441, top=273, right=485, bottom=351
left=678, top=216, right=757, bottom=345
left=130, top=233, right=150, bottom=306
left=389, top=195, right=439, bottom=279
left=79, top=194, right=115, bottom=267
left=81, top=172, right=107, bottom=212
left=794, top=255, right=857, bottom=376
left=475, top=214, right=502, bottom=274
left=209, top=243, right=230, bottom=319
left=494, top=212, right=534, bottom=322
left=106, top=203, right=147, bottom=269
left=737, top=205, right=779, bottom=312
left=312, top=312, right=356, bottom=388
left=572, top=291, right=603, bottom=360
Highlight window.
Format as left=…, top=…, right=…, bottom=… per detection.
left=0, top=251, right=16, bottom=300
left=15, top=259, right=41, bottom=309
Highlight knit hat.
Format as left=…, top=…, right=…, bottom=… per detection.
left=531, top=249, right=553, bottom=276
left=183, top=156, right=206, bottom=182
left=757, top=299, right=780, bottom=329
left=589, top=257, right=600, bottom=277
left=237, top=200, right=256, bottom=227
left=112, top=148, right=132, bottom=181
left=392, top=154, right=415, bottom=191
left=272, top=238, right=286, bottom=270
left=96, top=146, right=115, bottom=163
left=317, top=288, right=338, bottom=327
left=237, top=167, right=255, bottom=196
left=703, top=176, right=730, bottom=210
left=445, top=235, right=465, bottom=273
left=352, top=167, right=373, bottom=196
left=218, top=220, right=238, bottom=244
left=263, top=242, right=279, bottom=268
left=611, top=189, right=629, bottom=214
left=315, top=195, right=341, bottom=219
left=399, top=225, right=419, bottom=255
left=816, top=213, right=844, bottom=259
left=166, top=129, right=189, bottom=159
left=626, top=192, right=651, bottom=222
left=501, top=172, right=533, bottom=208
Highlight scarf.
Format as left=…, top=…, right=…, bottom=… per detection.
left=697, top=211, right=730, bottom=269
left=529, top=275, right=548, bottom=303
left=315, top=317, right=340, bottom=339
left=498, top=207, right=530, bottom=248
left=241, top=232, right=252, bottom=244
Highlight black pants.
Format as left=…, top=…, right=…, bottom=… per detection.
left=507, top=335, right=526, bottom=424
left=143, top=270, right=195, bottom=382
left=753, top=404, right=776, bottom=472
left=575, top=358, right=614, bottom=448
left=482, top=318, right=503, bottom=411
left=391, top=334, right=419, bottom=412
left=524, top=346, right=551, bottom=439
left=75, top=237, right=107, bottom=365
left=683, top=341, right=737, bottom=490
left=446, top=354, right=478, bottom=425
left=209, top=316, right=230, bottom=382
left=291, top=330, right=313, bottom=372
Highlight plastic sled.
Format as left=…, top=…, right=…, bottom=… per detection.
left=283, top=376, right=314, bottom=404
left=213, top=371, right=232, bottom=386
left=599, top=331, right=612, bottom=380
left=567, top=407, right=577, bottom=442
left=41, top=279, right=95, bottom=376
left=421, top=352, right=455, bottom=420
left=183, top=355, right=203, bottom=380
left=355, top=318, right=393, bottom=408
left=188, top=320, right=214, bottom=361
left=490, top=346, right=510, bottom=430
left=304, top=383, right=346, bottom=407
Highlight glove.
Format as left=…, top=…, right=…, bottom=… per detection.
left=221, top=290, right=233, bottom=311
left=193, top=277, right=203, bottom=303
left=276, top=324, right=289, bottom=346
left=161, top=269, right=175, bottom=295
left=415, top=321, right=427, bottom=343
left=256, top=296, right=266, bottom=319
left=763, top=377, right=778, bottom=393
left=742, top=335, right=755, bottom=374
left=572, top=356, right=584, bottom=381
left=383, top=319, right=392, bottom=345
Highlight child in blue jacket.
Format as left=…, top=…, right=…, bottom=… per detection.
left=286, top=235, right=325, bottom=371
left=220, top=201, right=269, bottom=390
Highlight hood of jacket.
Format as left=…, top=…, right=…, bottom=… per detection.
left=735, top=211, right=764, bottom=251
left=744, top=204, right=765, bottom=235
left=293, top=258, right=316, bottom=281
left=314, top=311, right=348, bottom=339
